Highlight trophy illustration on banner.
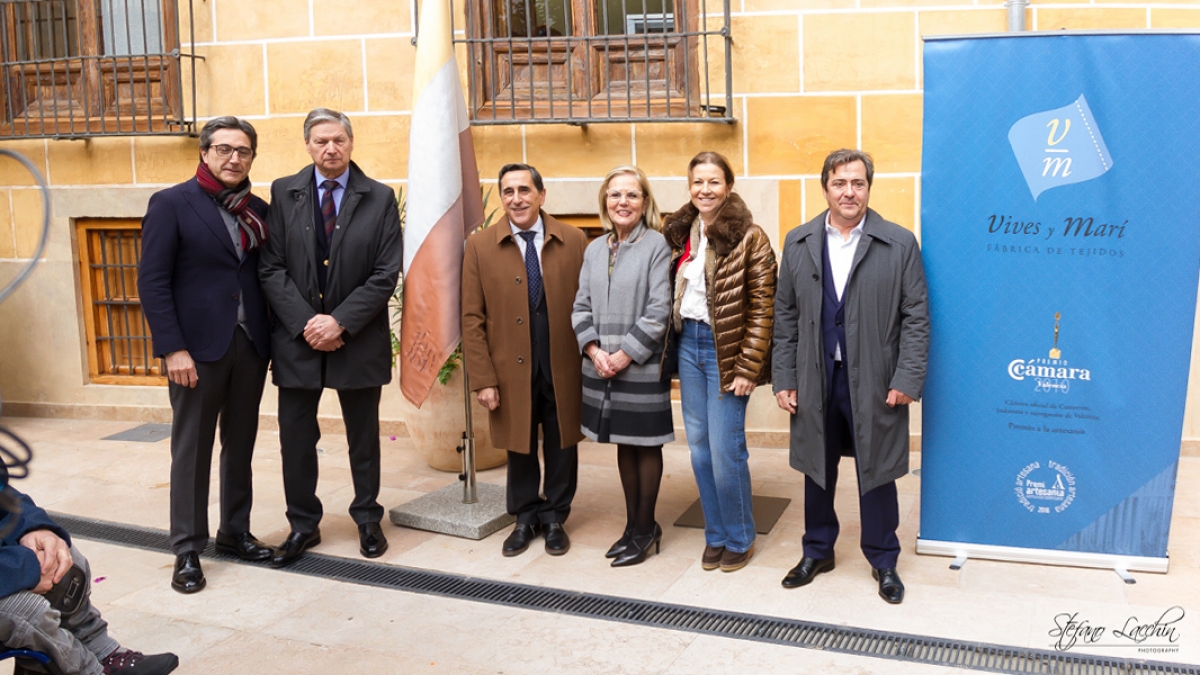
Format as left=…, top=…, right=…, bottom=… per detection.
left=1049, top=312, right=1062, bottom=360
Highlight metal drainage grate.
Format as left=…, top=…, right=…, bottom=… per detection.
left=52, top=513, right=1196, bottom=675
left=101, top=424, right=172, bottom=443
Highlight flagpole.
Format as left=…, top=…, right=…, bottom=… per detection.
left=388, top=0, right=512, bottom=540
left=460, top=364, right=477, bottom=504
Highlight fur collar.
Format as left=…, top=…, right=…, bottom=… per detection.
left=663, top=192, right=754, bottom=256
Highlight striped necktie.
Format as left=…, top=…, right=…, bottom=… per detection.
left=320, top=179, right=338, bottom=238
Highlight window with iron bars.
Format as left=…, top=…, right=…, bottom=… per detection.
left=457, top=0, right=733, bottom=124
left=0, top=0, right=197, bottom=139
left=76, top=219, right=165, bottom=385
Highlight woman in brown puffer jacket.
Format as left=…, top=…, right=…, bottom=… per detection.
left=663, top=151, right=777, bottom=573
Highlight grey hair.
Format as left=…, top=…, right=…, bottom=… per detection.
left=199, top=116, right=258, bottom=154
left=303, top=107, right=354, bottom=141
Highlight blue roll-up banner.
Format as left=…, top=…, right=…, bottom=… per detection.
left=918, top=33, right=1200, bottom=572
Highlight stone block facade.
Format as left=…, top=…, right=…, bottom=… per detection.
left=2, top=0, right=1200, bottom=448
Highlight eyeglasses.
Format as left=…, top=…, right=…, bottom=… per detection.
left=605, top=191, right=643, bottom=202
left=209, top=144, right=254, bottom=160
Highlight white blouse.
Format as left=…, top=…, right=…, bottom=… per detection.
left=678, top=221, right=710, bottom=323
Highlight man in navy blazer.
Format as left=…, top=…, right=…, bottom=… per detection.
left=138, top=117, right=274, bottom=594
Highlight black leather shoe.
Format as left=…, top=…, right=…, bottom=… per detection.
left=605, top=527, right=634, bottom=559
left=872, top=567, right=905, bottom=604
left=214, top=531, right=273, bottom=562
left=502, top=523, right=539, bottom=557
left=612, top=523, right=661, bottom=567
left=544, top=523, right=570, bottom=556
left=781, top=556, right=836, bottom=588
left=270, top=529, right=321, bottom=568
left=358, top=522, right=389, bottom=558
left=171, top=552, right=205, bottom=594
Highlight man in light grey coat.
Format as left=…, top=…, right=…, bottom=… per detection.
left=772, top=149, right=928, bottom=604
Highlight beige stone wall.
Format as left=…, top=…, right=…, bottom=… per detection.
left=2, top=0, right=1200, bottom=451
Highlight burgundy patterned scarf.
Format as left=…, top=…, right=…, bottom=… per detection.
left=195, top=162, right=267, bottom=251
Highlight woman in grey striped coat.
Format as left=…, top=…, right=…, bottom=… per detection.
left=572, top=165, right=674, bottom=567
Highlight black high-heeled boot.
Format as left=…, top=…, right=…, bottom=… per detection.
left=605, top=527, right=634, bottom=559
left=611, top=523, right=662, bottom=567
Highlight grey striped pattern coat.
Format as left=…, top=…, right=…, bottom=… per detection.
left=572, top=223, right=675, bottom=445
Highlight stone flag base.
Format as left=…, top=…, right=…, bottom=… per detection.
left=389, top=482, right=515, bottom=540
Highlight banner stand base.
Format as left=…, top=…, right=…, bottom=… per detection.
left=916, top=537, right=1168, bottom=574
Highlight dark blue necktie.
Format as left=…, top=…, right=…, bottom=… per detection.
left=518, top=230, right=542, bottom=307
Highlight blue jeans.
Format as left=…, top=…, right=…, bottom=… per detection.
left=677, top=320, right=755, bottom=553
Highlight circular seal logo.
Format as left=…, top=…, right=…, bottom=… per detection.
left=1015, top=460, right=1077, bottom=514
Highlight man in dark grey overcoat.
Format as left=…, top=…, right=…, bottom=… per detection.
left=259, top=108, right=402, bottom=567
left=772, top=149, right=928, bottom=604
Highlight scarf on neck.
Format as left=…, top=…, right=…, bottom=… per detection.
left=195, top=162, right=267, bottom=252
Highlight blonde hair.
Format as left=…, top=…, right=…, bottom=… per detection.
left=597, top=165, right=662, bottom=233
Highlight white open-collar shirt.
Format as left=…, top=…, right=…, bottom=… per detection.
left=825, top=213, right=865, bottom=361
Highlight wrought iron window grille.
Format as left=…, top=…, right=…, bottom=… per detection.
left=430, top=0, right=733, bottom=125
left=0, top=0, right=200, bottom=140
left=76, top=219, right=164, bottom=384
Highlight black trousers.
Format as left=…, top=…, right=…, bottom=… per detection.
left=277, top=385, right=383, bottom=533
left=168, top=328, right=268, bottom=555
left=802, top=360, right=901, bottom=569
left=506, top=372, right=578, bottom=526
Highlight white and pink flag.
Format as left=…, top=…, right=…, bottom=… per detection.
left=400, top=0, right=483, bottom=407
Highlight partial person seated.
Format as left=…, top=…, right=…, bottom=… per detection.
left=1, top=461, right=178, bottom=675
